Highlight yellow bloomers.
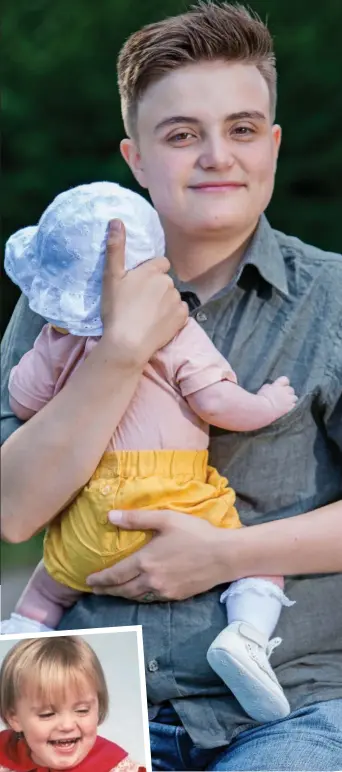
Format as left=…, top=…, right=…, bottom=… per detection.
left=44, top=449, right=241, bottom=591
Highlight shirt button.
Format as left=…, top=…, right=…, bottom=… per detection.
left=100, top=485, right=111, bottom=495
left=196, top=311, right=207, bottom=323
left=147, top=659, right=159, bottom=673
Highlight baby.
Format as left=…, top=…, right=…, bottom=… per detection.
left=0, top=635, right=145, bottom=771
left=2, top=182, right=297, bottom=723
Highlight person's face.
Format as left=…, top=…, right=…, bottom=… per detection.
left=121, top=60, right=281, bottom=237
left=7, top=683, right=99, bottom=770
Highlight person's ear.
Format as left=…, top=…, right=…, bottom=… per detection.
left=271, top=124, right=282, bottom=169
left=5, top=712, right=22, bottom=733
left=120, top=139, right=148, bottom=189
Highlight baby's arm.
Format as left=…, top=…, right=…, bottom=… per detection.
left=8, top=323, right=59, bottom=419
left=187, top=376, right=297, bottom=432
left=9, top=395, right=36, bottom=421
left=8, top=324, right=86, bottom=421
left=167, top=318, right=297, bottom=432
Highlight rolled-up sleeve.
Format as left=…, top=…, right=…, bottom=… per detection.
left=1, top=295, right=45, bottom=445
left=161, top=317, right=237, bottom=397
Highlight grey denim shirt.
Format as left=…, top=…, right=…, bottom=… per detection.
left=1, top=216, right=342, bottom=749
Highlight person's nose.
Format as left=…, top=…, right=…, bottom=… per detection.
left=197, top=133, right=235, bottom=171
left=56, top=712, right=77, bottom=733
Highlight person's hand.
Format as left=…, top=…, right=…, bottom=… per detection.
left=100, top=219, right=188, bottom=367
left=86, top=509, right=238, bottom=601
left=257, top=376, right=298, bottom=422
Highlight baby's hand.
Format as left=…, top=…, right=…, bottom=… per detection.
left=257, top=376, right=298, bottom=422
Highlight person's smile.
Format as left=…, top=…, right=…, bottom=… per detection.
left=188, top=181, right=247, bottom=192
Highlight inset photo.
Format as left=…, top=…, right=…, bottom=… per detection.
left=0, top=626, right=150, bottom=772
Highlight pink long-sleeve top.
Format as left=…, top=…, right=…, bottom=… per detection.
left=8, top=318, right=236, bottom=451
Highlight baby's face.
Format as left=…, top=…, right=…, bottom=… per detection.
left=8, top=683, right=99, bottom=769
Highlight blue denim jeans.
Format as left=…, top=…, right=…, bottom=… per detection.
left=150, top=700, right=342, bottom=771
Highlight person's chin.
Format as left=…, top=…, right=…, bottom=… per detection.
left=45, top=740, right=88, bottom=769
left=189, top=201, right=249, bottom=228
left=191, top=214, right=247, bottom=233
left=48, top=753, right=84, bottom=770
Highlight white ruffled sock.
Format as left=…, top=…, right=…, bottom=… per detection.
left=221, top=578, right=295, bottom=639
left=1, top=613, right=53, bottom=635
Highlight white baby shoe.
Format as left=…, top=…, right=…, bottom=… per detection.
left=1, top=613, right=53, bottom=635
left=207, top=620, right=290, bottom=723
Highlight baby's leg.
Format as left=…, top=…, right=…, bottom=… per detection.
left=222, top=575, right=293, bottom=637
left=4, top=560, right=81, bottom=632
left=207, top=575, right=295, bottom=723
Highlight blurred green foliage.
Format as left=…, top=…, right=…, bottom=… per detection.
left=1, top=533, right=44, bottom=568
left=1, top=0, right=342, bottom=569
left=2, top=0, right=342, bottom=336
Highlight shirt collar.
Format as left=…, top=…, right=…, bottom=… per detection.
left=169, top=215, right=289, bottom=300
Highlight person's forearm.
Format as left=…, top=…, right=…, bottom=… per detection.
left=1, top=339, right=143, bottom=542
left=188, top=380, right=279, bottom=431
left=219, top=500, right=342, bottom=579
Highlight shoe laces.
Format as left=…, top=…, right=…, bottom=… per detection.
left=266, top=636, right=282, bottom=658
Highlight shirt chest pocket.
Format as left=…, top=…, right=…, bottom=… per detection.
left=209, top=393, right=325, bottom=522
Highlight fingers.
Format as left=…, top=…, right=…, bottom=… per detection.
left=273, top=376, right=297, bottom=396
left=104, top=220, right=171, bottom=285
left=103, top=219, right=127, bottom=280
left=135, top=256, right=171, bottom=274
left=86, top=554, right=140, bottom=589
left=274, top=376, right=297, bottom=398
left=86, top=554, right=160, bottom=600
left=108, top=508, right=170, bottom=531
left=91, top=576, right=158, bottom=600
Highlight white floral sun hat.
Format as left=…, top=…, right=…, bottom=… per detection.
left=4, top=181, right=165, bottom=336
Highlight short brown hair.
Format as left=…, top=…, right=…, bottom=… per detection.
left=0, top=636, right=109, bottom=725
left=117, top=1, right=277, bottom=137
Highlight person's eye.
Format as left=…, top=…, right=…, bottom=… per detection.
left=76, top=708, right=90, bottom=715
left=231, top=125, right=256, bottom=138
left=39, top=712, right=54, bottom=719
left=167, top=131, right=196, bottom=144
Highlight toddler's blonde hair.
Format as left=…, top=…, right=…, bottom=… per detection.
left=0, top=636, right=109, bottom=725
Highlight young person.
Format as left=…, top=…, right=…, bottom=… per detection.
left=0, top=636, right=145, bottom=772
left=2, top=180, right=296, bottom=724
left=2, top=3, right=342, bottom=770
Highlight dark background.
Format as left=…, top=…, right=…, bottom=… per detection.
left=2, top=0, right=342, bottom=337
left=1, top=0, right=342, bottom=601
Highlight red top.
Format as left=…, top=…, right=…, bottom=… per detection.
left=0, top=730, right=128, bottom=772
